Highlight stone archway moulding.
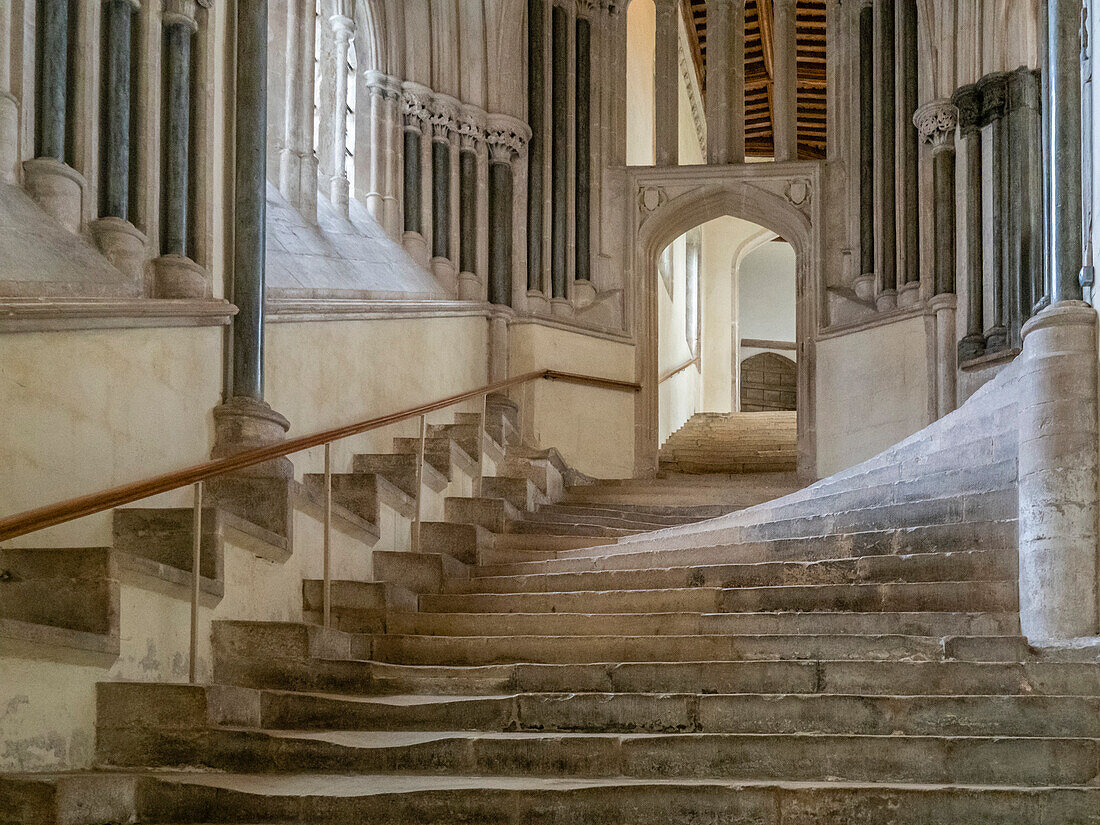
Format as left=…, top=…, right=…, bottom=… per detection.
left=625, top=161, right=824, bottom=478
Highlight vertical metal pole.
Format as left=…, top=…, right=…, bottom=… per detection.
left=323, top=442, right=332, bottom=629
left=189, top=481, right=203, bottom=684
left=411, top=414, right=427, bottom=553
left=475, top=394, right=488, bottom=497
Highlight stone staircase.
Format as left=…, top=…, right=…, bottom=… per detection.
left=659, top=410, right=797, bottom=474
left=5, top=364, right=1100, bottom=824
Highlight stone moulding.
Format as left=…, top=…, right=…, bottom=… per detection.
left=0, top=298, right=236, bottom=333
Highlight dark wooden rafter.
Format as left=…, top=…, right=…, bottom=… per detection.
left=681, top=0, right=827, bottom=160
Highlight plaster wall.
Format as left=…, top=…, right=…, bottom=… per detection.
left=658, top=232, right=699, bottom=441
left=509, top=322, right=636, bottom=477
left=815, top=315, right=932, bottom=476
left=625, top=0, right=655, bottom=166
left=699, top=217, right=739, bottom=412
left=739, top=242, right=797, bottom=345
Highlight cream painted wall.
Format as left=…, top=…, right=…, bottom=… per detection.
left=658, top=232, right=700, bottom=443
left=625, top=0, right=656, bottom=166
left=816, top=315, right=932, bottom=476
left=509, top=322, right=636, bottom=478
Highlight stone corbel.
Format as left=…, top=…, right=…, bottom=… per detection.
left=914, top=99, right=958, bottom=152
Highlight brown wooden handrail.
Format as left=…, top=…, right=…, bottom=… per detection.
left=658, top=356, right=700, bottom=385
left=0, top=368, right=640, bottom=543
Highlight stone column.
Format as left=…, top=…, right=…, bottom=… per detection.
left=401, top=86, right=431, bottom=266
left=298, top=0, right=318, bottom=224
left=487, top=139, right=514, bottom=306
left=457, top=111, right=483, bottom=301
left=575, top=14, right=592, bottom=288
left=214, top=0, right=290, bottom=471
left=429, top=99, right=457, bottom=290
left=154, top=0, right=206, bottom=298
left=0, top=0, right=17, bottom=183
left=279, top=0, right=305, bottom=208
left=953, top=83, right=985, bottom=363
left=705, top=0, right=731, bottom=165
left=873, top=0, right=896, bottom=309
left=915, top=100, right=958, bottom=417
left=381, top=83, right=402, bottom=239
left=89, top=0, right=146, bottom=283
left=979, top=72, right=1008, bottom=352
left=1017, top=303, right=1099, bottom=640
left=896, top=0, right=920, bottom=304
left=329, top=10, right=354, bottom=217
left=653, top=0, right=678, bottom=166
left=364, top=76, right=387, bottom=222
left=856, top=1, right=874, bottom=300
left=1046, top=0, right=1084, bottom=303
left=772, top=0, right=798, bottom=162
left=527, top=0, right=546, bottom=295
left=24, top=0, right=84, bottom=232
left=550, top=4, right=569, bottom=304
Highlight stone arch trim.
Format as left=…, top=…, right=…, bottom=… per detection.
left=355, top=0, right=389, bottom=74
left=625, top=162, right=823, bottom=478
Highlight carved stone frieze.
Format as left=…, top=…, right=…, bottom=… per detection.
left=914, top=100, right=959, bottom=148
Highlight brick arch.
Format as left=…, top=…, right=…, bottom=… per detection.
left=740, top=352, right=798, bottom=412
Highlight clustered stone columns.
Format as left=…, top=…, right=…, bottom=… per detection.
left=704, top=0, right=746, bottom=165
left=855, top=2, right=874, bottom=301
left=771, top=0, right=798, bottom=162
left=0, top=0, right=17, bottom=183
left=401, top=85, right=431, bottom=268
left=872, top=0, right=896, bottom=309
left=328, top=7, right=355, bottom=218
left=953, top=83, right=984, bottom=363
left=914, top=100, right=957, bottom=419
left=652, top=0, right=678, bottom=166
left=153, top=0, right=207, bottom=298
left=88, top=0, right=146, bottom=284
left=278, top=0, right=318, bottom=223
left=360, top=72, right=402, bottom=238
left=24, top=0, right=85, bottom=233
left=214, top=0, right=290, bottom=473
left=1015, top=0, right=1098, bottom=643
left=896, top=0, right=920, bottom=305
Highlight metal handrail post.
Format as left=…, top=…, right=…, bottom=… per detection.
left=188, top=481, right=203, bottom=684
left=411, top=414, right=427, bottom=553
left=323, top=442, right=332, bottom=629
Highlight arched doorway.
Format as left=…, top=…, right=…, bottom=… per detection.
left=628, top=165, right=823, bottom=478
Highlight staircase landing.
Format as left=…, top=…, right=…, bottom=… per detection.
left=659, top=411, right=797, bottom=474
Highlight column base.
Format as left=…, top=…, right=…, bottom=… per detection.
left=431, top=257, right=457, bottom=294
left=23, top=157, right=85, bottom=233
left=1017, top=300, right=1099, bottom=642
left=526, top=290, right=551, bottom=316
left=957, top=333, right=986, bottom=364
left=573, top=279, right=597, bottom=308
left=153, top=254, right=209, bottom=299
left=929, top=293, right=957, bottom=418
left=853, top=273, right=876, bottom=303
left=364, top=191, right=385, bottom=224
left=90, top=218, right=147, bottom=284
left=875, top=289, right=898, bottom=312
left=0, top=92, right=18, bottom=185
left=487, top=309, right=511, bottom=384
left=457, top=270, right=482, bottom=301
left=382, top=196, right=401, bottom=240
left=403, top=232, right=430, bottom=269
left=897, top=280, right=922, bottom=308
left=212, top=396, right=293, bottom=479
left=330, top=176, right=350, bottom=217
left=984, top=326, right=1009, bottom=353
left=551, top=297, right=574, bottom=318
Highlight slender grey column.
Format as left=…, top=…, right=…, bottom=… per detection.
left=858, top=3, right=874, bottom=279
left=527, top=0, right=545, bottom=292
left=706, top=0, right=731, bottom=164
left=403, top=115, right=423, bottom=234
left=551, top=4, right=568, bottom=298
left=459, top=141, right=477, bottom=276
left=232, top=0, right=268, bottom=401
left=35, top=0, right=69, bottom=161
left=653, top=0, right=678, bottom=165
left=1047, top=0, right=1084, bottom=302
left=875, top=0, right=897, bottom=302
left=576, top=15, right=591, bottom=283
left=279, top=0, right=303, bottom=206
left=979, top=73, right=1008, bottom=351
left=1022, top=68, right=1045, bottom=315
left=161, top=15, right=195, bottom=257
left=914, top=101, right=958, bottom=296
left=730, top=0, right=746, bottom=162
left=898, top=0, right=919, bottom=286
left=100, top=0, right=135, bottom=220
left=488, top=150, right=514, bottom=306
left=772, top=0, right=798, bottom=161
left=953, top=84, right=984, bottom=361
left=431, top=125, right=451, bottom=260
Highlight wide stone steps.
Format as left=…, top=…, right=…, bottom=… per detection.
left=519, top=509, right=703, bottom=530
left=385, top=610, right=1017, bottom=638
left=452, top=549, right=1014, bottom=594
left=135, top=728, right=1099, bottom=787
left=420, top=580, right=1018, bottom=615
left=131, top=773, right=1100, bottom=825
left=250, top=690, right=1100, bottom=739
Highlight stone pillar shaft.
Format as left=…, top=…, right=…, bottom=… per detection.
left=1047, top=0, right=1084, bottom=302
left=874, top=0, right=896, bottom=302
left=232, top=0, right=268, bottom=401
left=279, top=0, right=304, bottom=206
left=367, top=86, right=386, bottom=220
left=772, top=0, right=798, bottom=162
left=898, top=0, right=919, bottom=287
left=403, top=121, right=422, bottom=234
left=953, top=84, right=984, bottom=361
left=431, top=133, right=451, bottom=260
left=161, top=20, right=193, bottom=257
left=653, top=0, right=678, bottom=165
left=36, top=0, right=69, bottom=161
left=330, top=15, right=353, bottom=215
left=101, top=0, right=135, bottom=221
left=550, top=4, right=568, bottom=298
left=488, top=154, right=513, bottom=305
left=858, top=3, right=874, bottom=278
left=527, top=0, right=546, bottom=293
left=729, top=0, right=746, bottom=163
left=575, top=15, right=591, bottom=283
left=914, top=100, right=957, bottom=297
left=459, top=145, right=477, bottom=276
left=705, top=0, right=730, bottom=165
left=980, top=73, right=1007, bottom=351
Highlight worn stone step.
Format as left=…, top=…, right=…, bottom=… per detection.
left=385, top=610, right=1017, bottom=638
left=372, top=552, right=469, bottom=595
left=504, top=520, right=639, bottom=537
left=456, top=550, right=1014, bottom=594
left=519, top=509, right=702, bottom=530
left=392, top=436, right=475, bottom=481
left=253, top=690, right=1100, bottom=738
left=480, top=476, right=549, bottom=511
left=135, top=725, right=1099, bottom=789
left=540, top=502, right=735, bottom=520
left=444, top=497, right=521, bottom=533
left=351, top=453, right=447, bottom=499
left=132, top=772, right=1100, bottom=825
left=362, top=632, right=949, bottom=665
left=416, top=522, right=492, bottom=566
left=422, top=580, right=1017, bottom=615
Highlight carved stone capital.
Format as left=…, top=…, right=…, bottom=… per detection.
left=330, top=13, right=355, bottom=40
left=977, top=71, right=1009, bottom=126
left=162, top=0, right=198, bottom=30
left=430, top=94, right=461, bottom=141
left=951, top=84, right=982, bottom=135
left=914, top=100, right=958, bottom=148
left=402, top=82, right=434, bottom=127
left=486, top=114, right=531, bottom=163
left=457, top=104, right=487, bottom=151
